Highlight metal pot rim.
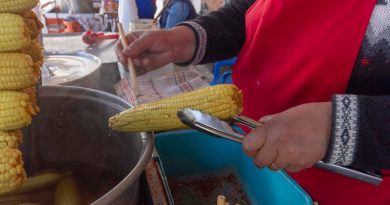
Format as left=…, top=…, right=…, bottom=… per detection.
left=39, top=85, right=154, bottom=205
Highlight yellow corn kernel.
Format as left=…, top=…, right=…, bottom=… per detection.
left=21, top=40, right=44, bottom=66
left=0, top=91, right=36, bottom=131
left=23, top=11, right=43, bottom=40
left=0, top=53, right=38, bottom=91
left=0, top=130, right=23, bottom=149
left=0, top=0, right=39, bottom=14
left=109, top=84, right=243, bottom=132
left=0, top=13, right=31, bottom=53
left=0, top=148, right=26, bottom=194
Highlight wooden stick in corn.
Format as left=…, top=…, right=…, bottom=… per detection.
left=0, top=0, right=39, bottom=14
left=0, top=53, right=39, bottom=91
left=0, top=148, right=26, bottom=194
left=0, top=13, right=31, bottom=53
left=0, top=130, right=23, bottom=149
left=109, top=84, right=243, bottom=132
left=0, top=91, right=37, bottom=131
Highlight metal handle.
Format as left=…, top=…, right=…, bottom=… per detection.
left=202, top=116, right=383, bottom=185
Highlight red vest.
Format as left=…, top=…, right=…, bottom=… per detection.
left=232, top=0, right=390, bottom=204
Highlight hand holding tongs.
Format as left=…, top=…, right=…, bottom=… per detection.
left=177, top=108, right=383, bottom=185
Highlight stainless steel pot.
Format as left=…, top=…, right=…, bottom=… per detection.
left=41, top=51, right=121, bottom=94
left=21, top=86, right=154, bottom=205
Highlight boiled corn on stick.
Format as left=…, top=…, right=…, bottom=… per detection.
left=54, top=175, right=82, bottom=205
left=109, top=84, right=243, bottom=132
left=0, top=53, right=38, bottom=91
left=0, top=13, right=31, bottom=52
left=0, top=148, right=26, bottom=194
left=0, top=130, right=23, bottom=149
left=7, top=172, right=71, bottom=195
left=22, top=40, right=44, bottom=66
left=0, top=0, right=39, bottom=14
left=23, top=11, right=44, bottom=40
left=0, top=91, right=37, bottom=131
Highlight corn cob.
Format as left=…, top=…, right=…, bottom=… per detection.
left=0, top=130, right=23, bottom=149
left=0, top=13, right=31, bottom=52
left=0, top=53, right=38, bottom=91
left=0, top=91, right=37, bottom=131
left=22, top=40, right=44, bottom=65
left=0, top=148, right=26, bottom=194
left=109, top=84, right=243, bottom=132
left=7, top=172, right=71, bottom=195
left=23, top=11, right=43, bottom=40
left=54, top=175, right=82, bottom=205
left=0, top=0, right=39, bottom=14
left=22, top=87, right=40, bottom=114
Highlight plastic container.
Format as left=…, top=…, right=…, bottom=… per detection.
left=155, top=129, right=312, bottom=205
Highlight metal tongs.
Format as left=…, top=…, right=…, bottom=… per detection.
left=177, top=108, right=383, bottom=185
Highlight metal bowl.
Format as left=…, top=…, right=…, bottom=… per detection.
left=22, top=86, right=154, bottom=205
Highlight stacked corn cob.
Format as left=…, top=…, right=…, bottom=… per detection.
left=0, top=0, right=43, bottom=194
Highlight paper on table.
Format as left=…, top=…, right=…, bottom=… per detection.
left=115, top=64, right=212, bottom=106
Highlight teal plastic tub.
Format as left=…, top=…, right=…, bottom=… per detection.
left=155, top=129, right=312, bottom=205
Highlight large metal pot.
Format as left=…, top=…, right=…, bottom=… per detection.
left=21, top=86, right=154, bottom=205
left=41, top=51, right=121, bottom=94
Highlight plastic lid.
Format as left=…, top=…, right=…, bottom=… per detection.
left=42, top=52, right=102, bottom=85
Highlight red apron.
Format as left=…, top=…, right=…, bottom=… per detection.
left=232, top=0, right=390, bottom=204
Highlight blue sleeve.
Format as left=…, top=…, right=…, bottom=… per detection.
left=165, top=2, right=190, bottom=29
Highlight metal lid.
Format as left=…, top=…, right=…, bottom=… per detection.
left=42, top=51, right=102, bottom=85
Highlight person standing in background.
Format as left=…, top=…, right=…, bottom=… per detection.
left=159, top=0, right=197, bottom=29
left=136, top=0, right=157, bottom=19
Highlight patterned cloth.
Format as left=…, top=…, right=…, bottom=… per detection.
left=115, top=64, right=211, bottom=106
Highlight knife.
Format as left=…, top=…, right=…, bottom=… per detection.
left=177, top=108, right=383, bottom=185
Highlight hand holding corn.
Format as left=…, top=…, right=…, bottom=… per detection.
left=109, top=84, right=243, bottom=132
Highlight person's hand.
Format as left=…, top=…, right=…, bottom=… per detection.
left=116, top=26, right=196, bottom=75
left=242, top=102, right=332, bottom=172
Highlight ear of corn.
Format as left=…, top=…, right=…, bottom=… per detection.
left=0, top=53, right=38, bottom=91
left=22, top=87, right=40, bottom=114
left=0, top=0, right=39, bottom=14
left=6, top=172, right=71, bottom=195
left=109, top=84, right=243, bottom=132
left=0, top=194, right=30, bottom=205
left=0, top=148, right=26, bottom=194
left=23, top=11, right=43, bottom=40
left=54, top=175, right=82, bottom=205
left=21, top=41, right=44, bottom=66
left=0, top=91, right=37, bottom=131
left=0, top=13, right=31, bottom=53
left=0, top=130, right=23, bottom=149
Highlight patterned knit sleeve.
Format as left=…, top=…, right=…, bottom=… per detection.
left=176, top=0, right=255, bottom=65
left=324, top=94, right=390, bottom=170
